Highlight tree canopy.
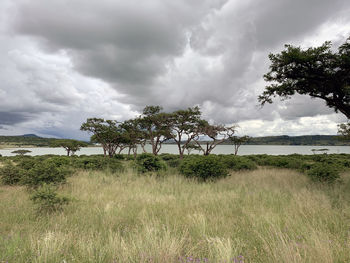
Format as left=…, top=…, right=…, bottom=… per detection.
left=11, top=149, right=32, bottom=156
left=338, top=122, right=350, bottom=141
left=259, top=36, right=350, bottom=119
left=51, top=139, right=88, bottom=156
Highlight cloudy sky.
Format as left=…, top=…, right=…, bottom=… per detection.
left=1, top=0, right=350, bottom=139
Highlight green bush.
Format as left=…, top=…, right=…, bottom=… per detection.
left=23, top=159, right=69, bottom=188
left=179, top=155, right=228, bottom=181
left=72, top=156, right=124, bottom=173
left=114, top=154, right=125, bottom=160
left=0, top=162, right=24, bottom=185
left=167, top=158, right=181, bottom=168
left=220, top=155, right=257, bottom=171
left=159, top=154, right=181, bottom=167
left=135, top=153, right=167, bottom=173
left=45, top=156, right=72, bottom=168
left=124, top=155, right=135, bottom=161
left=159, top=153, right=179, bottom=161
left=30, top=184, right=69, bottom=213
left=307, top=163, right=340, bottom=184
left=17, top=158, right=38, bottom=170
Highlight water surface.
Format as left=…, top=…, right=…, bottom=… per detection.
left=1, top=144, right=349, bottom=156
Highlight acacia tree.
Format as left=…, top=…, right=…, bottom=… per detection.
left=259, top=36, right=350, bottom=118
left=338, top=122, right=350, bottom=141
left=51, top=139, right=88, bottom=156
left=194, top=124, right=236, bottom=155
left=80, top=118, right=127, bottom=157
left=138, top=106, right=172, bottom=155
left=11, top=149, right=31, bottom=156
left=229, top=135, right=250, bottom=155
left=169, top=106, right=205, bottom=159
left=184, top=142, right=203, bottom=155
left=120, top=118, right=146, bottom=158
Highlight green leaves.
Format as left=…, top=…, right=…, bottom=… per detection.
left=50, top=139, right=88, bottom=156
left=259, top=36, right=350, bottom=118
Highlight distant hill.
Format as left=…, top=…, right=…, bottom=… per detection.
left=0, top=135, right=59, bottom=147
left=239, top=135, right=350, bottom=146
left=22, top=134, right=40, bottom=138
left=0, top=134, right=349, bottom=147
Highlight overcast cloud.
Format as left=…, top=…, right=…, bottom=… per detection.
left=0, top=0, right=350, bottom=139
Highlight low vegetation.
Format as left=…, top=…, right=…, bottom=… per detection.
left=1, top=153, right=350, bottom=262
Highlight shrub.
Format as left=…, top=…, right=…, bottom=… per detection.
left=17, top=158, right=38, bottom=171
left=30, top=184, right=69, bottom=213
left=72, top=156, right=124, bottom=173
left=124, top=155, right=135, bottom=161
left=159, top=153, right=179, bottom=161
left=0, top=162, right=24, bottom=185
left=135, top=153, right=167, bottom=173
left=179, top=155, right=228, bottom=181
left=114, top=154, right=125, bottom=160
left=159, top=154, right=181, bottom=167
left=220, top=155, right=257, bottom=171
left=307, top=163, right=340, bottom=184
left=45, top=156, right=72, bottom=168
left=167, top=158, right=181, bottom=168
left=23, top=159, right=69, bottom=188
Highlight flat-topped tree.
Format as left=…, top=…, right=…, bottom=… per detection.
left=338, top=122, right=350, bottom=141
left=138, top=106, right=172, bottom=155
left=169, top=106, right=205, bottom=159
left=195, top=124, right=236, bottom=155
left=81, top=118, right=128, bottom=157
left=12, top=149, right=32, bottom=156
left=51, top=139, right=88, bottom=156
left=259, top=36, right=350, bottom=119
left=229, top=135, right=250, bottom=155
left=120, top=118, right=145, bottom=157
left=184, top=142, right=203, bottom=155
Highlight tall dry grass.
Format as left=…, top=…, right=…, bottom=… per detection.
left=1, top=167, right=350, bottom=262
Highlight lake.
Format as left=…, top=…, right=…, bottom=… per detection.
left=1, top=144, right=349, bottom=156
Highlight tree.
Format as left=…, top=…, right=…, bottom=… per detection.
left=51, top=139, right=88, bottom=156
left=259, top=36, right=350, bottom=119
left=80, top=118, right=127, bottom=157
left=184, top=142, right=203, bottom=155
left=228, top=135, right=250, bottom=155
left=338, top=122, right=350, bottom=140
left=138, top=106, right=172, bottom=155
left=195, top=124, right=236, bottom=155
left=120, top=118, right=145, bottom=158
left=169, top=106, right=205, bottom=159
left=11, top=149, right=31, bottom=156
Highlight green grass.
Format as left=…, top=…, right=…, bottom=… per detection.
left=1, top=166, right=350, bottom=262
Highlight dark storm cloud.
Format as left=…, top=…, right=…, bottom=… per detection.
left=13, top=0, right=228, bottom=96
left=0, top=112, right=32, bottom=125
left=1, top=0, right=350, bottom=137
left=12, top=0, right=350, bottom=115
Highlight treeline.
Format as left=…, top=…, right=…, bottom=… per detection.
left=225, top=135, right=350, bottom=146
left=0, top=135, right=59, bottom=147
left=81, top=106, right=239, bottom=159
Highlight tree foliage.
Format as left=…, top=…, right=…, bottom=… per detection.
left=228, top=135, right=250, bottom=155
left=169, top=106, right=205, bottom=158
left=138, top=106, right=172, bottom=155
left=80, top=118, right=128, bottom=157
left=195, top=124, right=236, bottom=155
left=50, top=139, right=88, bottom=156
left=11, top=149, right=32, bottom=156
left=338, top=122, right=350, bottom=140
left=259, top=36, right=350, bottom=119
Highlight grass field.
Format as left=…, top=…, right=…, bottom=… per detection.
left=1, top=166, right=350, bottom=263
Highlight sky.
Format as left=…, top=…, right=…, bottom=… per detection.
left=1, top=0, right=350, bottom=140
